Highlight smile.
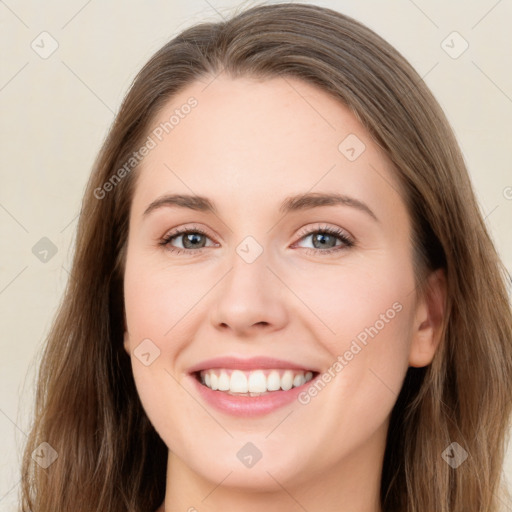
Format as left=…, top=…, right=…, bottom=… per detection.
left=196, top=368, right=316, bottom=396
left=188, top=356, right=321, bottom=416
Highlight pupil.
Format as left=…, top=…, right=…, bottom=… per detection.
left=184, top=233, right=204, bottom=248
left=314, top=233, right=335, bottom=249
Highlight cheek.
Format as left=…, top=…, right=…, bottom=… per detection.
left=286, top=250, right=415, bottom=422
left=289, top=267, right=414, bottom=464
left=283, top=251, right=415, bottom=356
left=123, top=258, right=198, bottom=445
left=124, top=257, right=207, bottom=343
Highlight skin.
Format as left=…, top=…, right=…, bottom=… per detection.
left=122, top=74, right=445, bottom=512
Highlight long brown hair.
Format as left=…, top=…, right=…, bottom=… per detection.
left=20, top=3, right=512, bottom=511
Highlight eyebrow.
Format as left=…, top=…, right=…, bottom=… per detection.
left=143, top=192, right=378, bottom=222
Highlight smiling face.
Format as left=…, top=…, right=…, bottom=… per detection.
left=122, top=74, right=441, bottom=503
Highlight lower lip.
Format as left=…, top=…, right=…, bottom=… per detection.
left=189, top=373, right=318, bottom=417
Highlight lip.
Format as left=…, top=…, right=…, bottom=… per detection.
left=187, top=356, right=319, bottom=373
left=189, top=373, right=319, bottom=417
left=187, top=356, right=320, bottom=417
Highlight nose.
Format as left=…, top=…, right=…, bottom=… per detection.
left=209, top=247, right=289, bottom=337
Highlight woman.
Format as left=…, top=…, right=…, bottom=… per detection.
left=20, top=3, right=512, bottom=511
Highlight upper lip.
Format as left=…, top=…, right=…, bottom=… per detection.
left=187, top=356, right=319, bottom=374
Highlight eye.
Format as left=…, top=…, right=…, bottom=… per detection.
left=159, top=225, right=217, bottom=255
left=159, top=224, right=354, bottom=256
left=293, top=224, right=354, bottom=255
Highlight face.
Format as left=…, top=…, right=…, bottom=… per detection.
left=123, top=74, right=440, bottom=493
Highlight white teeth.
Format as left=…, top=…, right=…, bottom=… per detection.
left=230, top=370, right=248, bottom=393
left=199, top=368, right=315, bottom=394
left=293, top=373, right=305, bottom=387
left=267, top=370, right=281, bottom=391
left=210, top=373, right=218, bottom=391
left=218, top=372, right=230, bottom=391
left=248, top=370, right=267, bottom=392
left=281, top=370, right=293, bottom=391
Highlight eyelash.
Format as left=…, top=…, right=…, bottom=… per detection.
left=159, top=224, right=355, bottom=256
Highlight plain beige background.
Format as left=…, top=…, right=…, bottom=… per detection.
left=1, top=0, right=511, bottom=509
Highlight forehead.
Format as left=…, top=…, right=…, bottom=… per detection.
left=130, top=74, right=404, bottom=221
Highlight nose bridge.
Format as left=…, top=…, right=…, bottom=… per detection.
left=209, top=235, right=288, bottom=333
left=223, top=237, right=274, bottom=305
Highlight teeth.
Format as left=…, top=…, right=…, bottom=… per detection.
left=199, top=368, right=315, bottom=394
left=218, top=372, right=230, bottom=391
left=210, top=373, right=218, bottom=390
left=293, top=373, right=305, bottom=387
left=267, top=370, right=281, bottom=391
left=230, top=370, right=248, bottom=393
left=281, top=370, right=293, bottom=391
left=248, top=370, right=267, bottom=392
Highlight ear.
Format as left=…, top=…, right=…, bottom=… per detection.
left=409, top=268, right=446, bottom=367
left=122, top=308, right=131, bottom=355
left=123, top=329, right=131, bottom=355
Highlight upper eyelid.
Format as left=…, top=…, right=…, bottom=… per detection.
left=162, top=226, right=218, bottom=247
left=163, top=224, right=349, bottom=238
left=164, top=225, right=216, bottom=241
left=296, top=223, right=351, bottom=238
